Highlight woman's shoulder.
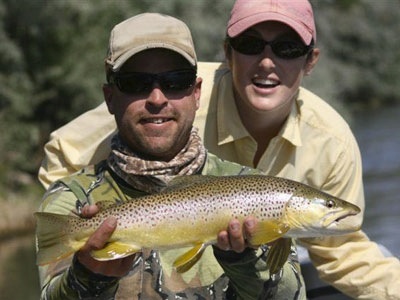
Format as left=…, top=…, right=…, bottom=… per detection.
left=297, top=87, right=354, bottom=143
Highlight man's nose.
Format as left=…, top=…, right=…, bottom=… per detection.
left=146, top=83, right=168, bottom=107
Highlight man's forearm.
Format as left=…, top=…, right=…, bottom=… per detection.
left=41, top=255, right=119, bottom=300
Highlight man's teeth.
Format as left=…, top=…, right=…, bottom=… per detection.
left=148, top=118, right=168, bottom=124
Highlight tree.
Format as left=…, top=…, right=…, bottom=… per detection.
left=307, top=0, right=400, bottom=111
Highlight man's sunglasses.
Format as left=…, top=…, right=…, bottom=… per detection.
left=227, top=35, right=313, bottom=59
left=109, top=69, right=197, bottom=95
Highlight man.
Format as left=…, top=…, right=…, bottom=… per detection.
left=36, top=13, right=305, bottom=299
left=39, top=1, right=400, bottom=299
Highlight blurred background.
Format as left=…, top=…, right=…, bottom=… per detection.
left=0, top=0, right=399, bottom=298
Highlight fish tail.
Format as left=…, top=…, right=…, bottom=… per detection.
left=35, top=212, right=81, bottom=265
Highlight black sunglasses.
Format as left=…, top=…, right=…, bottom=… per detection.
left=109, top=69, right=197, bottom=95
left=228, top=35, right=313, bottom=59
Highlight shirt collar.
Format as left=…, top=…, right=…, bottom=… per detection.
left=279, top=89, right=302, bottom=147
left=217, top=72, right=250, bottom=145
left=216, top=72, right=302, bottom=147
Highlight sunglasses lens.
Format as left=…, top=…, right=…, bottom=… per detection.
left=115, top=73, right=153, bottom=94
left=159, top=70, right=197, bottom=92
left=112, top=69, right=196, bottom=95
left=229, top=36, right=265, bottom=55
left=271, top=40, right=311, bottom=59
left=229, top=36, right=311, bottom=59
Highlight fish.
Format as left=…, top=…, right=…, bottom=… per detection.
left=35, top=175, right=361, bottom=274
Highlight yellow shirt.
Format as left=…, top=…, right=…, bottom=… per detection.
left=38, top=62, right=400, bottom=299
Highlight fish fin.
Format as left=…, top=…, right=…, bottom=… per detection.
left=266, top=238, right=292, bottom=275
left=173, top=243, right=207, bottom=273
left=35, top=212, right=82, bottom=265
left=249, top=220, right=290, bottom=246
left=91, top=242, right=141, bottom=261
left=95, top=200, right=121, bottom=211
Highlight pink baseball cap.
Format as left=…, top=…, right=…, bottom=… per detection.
left=227, top=0, right=316, bottom=45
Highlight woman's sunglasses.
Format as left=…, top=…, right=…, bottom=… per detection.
left=109, top=69, right=197, bottom=95
left=227, top=35, right=313, bottom=59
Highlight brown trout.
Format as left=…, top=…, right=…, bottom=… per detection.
left=35, top=175, right=361, bottom=273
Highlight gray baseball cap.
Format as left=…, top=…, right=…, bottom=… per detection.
left=105, top=13, right=197, bottom=72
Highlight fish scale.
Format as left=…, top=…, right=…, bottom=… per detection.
left=35, top=174, right=361, bottom=273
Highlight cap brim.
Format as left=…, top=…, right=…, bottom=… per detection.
left=227, top=12, right=313, bottom=45
left=112, top=43, right=197, bottom=72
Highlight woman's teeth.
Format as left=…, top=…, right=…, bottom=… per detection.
left=253, top=78, right=279, bottom=88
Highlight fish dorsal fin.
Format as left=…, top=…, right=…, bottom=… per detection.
left=91, top=241, right=141, bottom=261
left=165, top=175, right=217, bottom=191
left=266, top=238, right=292, bottom=275
left=94, top=199, right=124, bottom=211
left=173, top=243, right=207, bottom=273
left=249, top=220, right=290, bottom=246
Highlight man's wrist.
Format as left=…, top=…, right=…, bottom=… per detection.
left=213, top=246, right=257, bottom=264
left=67, top=254, right=119, bottom=298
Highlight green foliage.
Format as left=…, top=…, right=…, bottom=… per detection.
left=0, top=0, right=399, bottom=191
left=307, top=0, right=400, bottom=111
left=0, top=0, right=134, bottom=178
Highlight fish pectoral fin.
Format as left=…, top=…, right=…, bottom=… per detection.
left=266, top=238, right=292, bottom=275
left=173, top=243, right=207, bottom=273
left=249, top=220, right=290, bottom=246
left=91, top=242, right=141, bottom=261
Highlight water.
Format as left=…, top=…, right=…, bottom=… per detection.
left=352, top=104, right=400, bottom=258
left=1, top=105, right=399, bottom=299
left=0, top=235, right=40, bottom=300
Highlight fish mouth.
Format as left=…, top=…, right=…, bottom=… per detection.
left=322, top=207, right=360, bottom=229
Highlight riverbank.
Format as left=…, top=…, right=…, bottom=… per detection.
left=0, top=180, right=42, bottom=299
left=0, top=185, right=42, bottom=240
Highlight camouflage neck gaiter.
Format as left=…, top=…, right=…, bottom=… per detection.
left=107, top=127, right=207, bottom=193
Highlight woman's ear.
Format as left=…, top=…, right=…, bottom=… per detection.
left=305, top=48, right=320, bottom=76
left=224, top=39, right=233, bottom=69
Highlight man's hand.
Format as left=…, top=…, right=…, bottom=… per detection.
left=75, top=204, right=136, bottom=277
left=216, top=216, right=258, bottom=253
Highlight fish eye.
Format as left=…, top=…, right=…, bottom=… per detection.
left=326, top=200, right=336, bottom=208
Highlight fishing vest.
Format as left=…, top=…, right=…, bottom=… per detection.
left=56, top=154, right=305, bottom=300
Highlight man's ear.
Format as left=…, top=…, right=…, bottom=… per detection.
left=305, top=48, right=320, bottom=76
left=194, top=77, right=202, bottom=110
left=103, top=84, right=115, bottom=114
